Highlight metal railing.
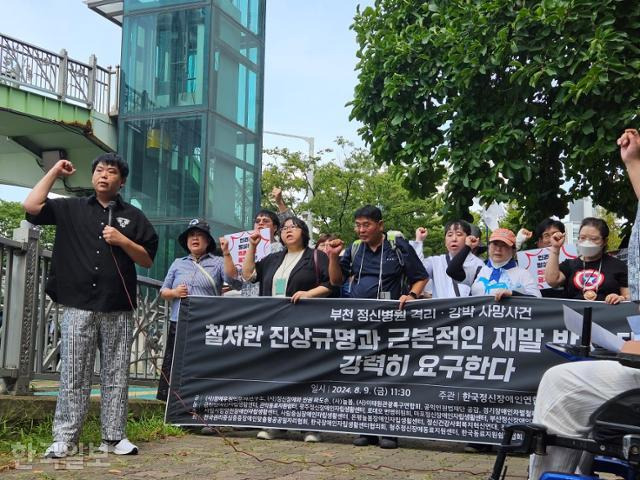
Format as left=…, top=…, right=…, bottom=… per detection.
left=0, top=226, right=169, bottom=394
left=0, top=32, right=119, bottom=115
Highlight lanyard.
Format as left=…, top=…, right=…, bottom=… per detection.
left=355, top=240, right=385, bottom=299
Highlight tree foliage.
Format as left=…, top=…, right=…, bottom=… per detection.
left=260, top=140, right=447, bottom=256
left=0, top=200, right=55, bottom=249
left=350, top=0, right=640, bottom=231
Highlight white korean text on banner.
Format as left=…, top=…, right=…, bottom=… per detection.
left=166, top=296, right=635, bottom=444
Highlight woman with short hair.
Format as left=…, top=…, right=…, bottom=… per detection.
left=240, top=216, right=334, bottom=443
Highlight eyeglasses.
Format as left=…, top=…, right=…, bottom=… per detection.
left=578, top=235, right=603, bottom=243
left=354, top=221, right=379, bottom=231
left=281, top=225, right=301, bottom=232
left=254, top=217, right=274, bottom=226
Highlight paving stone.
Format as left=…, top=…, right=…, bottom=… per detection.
left=1, top=432, right=529, bottom=479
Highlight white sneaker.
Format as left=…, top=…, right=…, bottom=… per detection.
left=98, top=438, right=138, bottom=455
left=303, top=432, right=322, bottom=443
left=256, top=429, right=286, bottom=440
left=44, top=441, right=77, bottom=459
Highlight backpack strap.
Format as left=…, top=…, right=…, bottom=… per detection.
left=349, top=240, right=363, bottom=270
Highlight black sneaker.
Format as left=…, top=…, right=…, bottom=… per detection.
left=464, top=443, right=493, bottom=453
left=379, top=436, right=398, bottom=449
left=353, top=435, right=378, bottom=446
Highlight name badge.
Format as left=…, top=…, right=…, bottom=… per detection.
left=379, top=291, right=391, bottom=300
left=274, top=278, right=286, bottom=296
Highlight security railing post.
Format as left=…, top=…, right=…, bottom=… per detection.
left=2, top=221, right=40, bottom=395
left=57, top=48, right=68, bottom=100
left=112, top=65, right=120, bottom=116
left=87, top=54, right=97, bottom=109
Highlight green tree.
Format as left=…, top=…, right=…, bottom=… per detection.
left=261, top=140, right=447, bottom=256
left=350, top=0, right=640, bottom=232
left=0, top=200, right=55, bottom=249
left=596, top=206, right=623, bottom=251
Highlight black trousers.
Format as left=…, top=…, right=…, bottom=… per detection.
left=156, top=321, right=177, bottom=402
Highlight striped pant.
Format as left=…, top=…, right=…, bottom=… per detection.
left=53, top=307, right=133, bottom=443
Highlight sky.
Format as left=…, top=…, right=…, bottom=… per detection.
left=0, top=0, right=372, bottom=202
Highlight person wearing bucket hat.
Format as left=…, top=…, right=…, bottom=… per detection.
left=157, top=218, right=241, bottom=402
left=447, top=227, right=540, bottom=300
left=177, top=219, right=217, bottom=253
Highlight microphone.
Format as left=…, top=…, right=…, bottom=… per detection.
left=107, top=200, right=117, bottom=226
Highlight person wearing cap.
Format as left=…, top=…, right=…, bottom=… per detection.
left=410, top=220, right=485, bottom=298
left=448, top=228, right=540, bottom=299
left=157, top=219, right=241, bottom=402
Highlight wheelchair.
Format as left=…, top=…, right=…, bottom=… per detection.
left=490, top=307, right=640, bottom=480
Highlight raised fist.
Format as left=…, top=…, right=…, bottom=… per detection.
left=325, top=238, right=345, bottom=257
left=415, top=227, right=428, bottom=242
left=249, top=230, right=262, bottom=246
left=53, top=159, right=76, bottom=177
left=219, top=236, right=230, bottom=255
left=270, top=187, right=284, bottom=206
left=618, top=128, right=640, bottom=165
left=465, top=235, right=480, bottom=249
left=549, top=232, right=565, bottom=249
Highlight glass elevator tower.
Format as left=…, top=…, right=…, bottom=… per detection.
left=119, top=0, right=265, bottom=278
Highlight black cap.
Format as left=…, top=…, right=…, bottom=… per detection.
left=178, top=219, right=216, bottom=253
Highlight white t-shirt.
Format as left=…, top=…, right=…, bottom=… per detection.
left=410, top=241, right=485, bottom=298
left=471, top=265, right=541, bottom=297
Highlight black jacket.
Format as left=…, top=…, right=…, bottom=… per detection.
left=255, top=247, right=333, bottom=297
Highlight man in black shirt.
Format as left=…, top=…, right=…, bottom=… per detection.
left=23, top=153, right=158, bottom=458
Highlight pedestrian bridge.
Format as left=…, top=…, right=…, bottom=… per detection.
left=0, top=33, right=118, bottom=195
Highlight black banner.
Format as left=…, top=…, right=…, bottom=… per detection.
left=166, top=296, right=637, bottom=443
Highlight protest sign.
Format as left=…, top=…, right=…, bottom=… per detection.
left=223, top=228, right=271, bottom=271
left=517, top=245, right=578, bottom=290
left=166, top=296, right=634, bottom=443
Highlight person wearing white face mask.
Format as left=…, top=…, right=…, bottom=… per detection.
left=544, top=217, right=629, bottom=304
